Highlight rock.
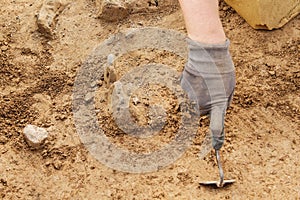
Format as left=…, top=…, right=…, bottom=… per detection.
left=107, top=54, right=115, bottom=66
left=268, top=70, right=276, bottom=76
left=96, top=0, right=130, bottom=21
left=225, top=0, right=300, bottom=30
left=132, top=96, right=140, bottom=105
left=36, top=0, right=69, bottom=37
left=96, top=0, right=178, bottom=22
left=23, top=125, right=48, bottom=148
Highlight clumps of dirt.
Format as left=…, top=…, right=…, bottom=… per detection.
left=40, top=144, right=88, bottom=171
left=129, top=85, right=180, bottom=128
left=1, top=0, right=300, bottom=198
left=95, top=49, right=187, bottom=153
left=219, top=0, right=237, bottom=25
left=112, top=48, right=186, bottom=78
left=0, top=69, right=70, bottom=146
left=219, top=4, right=300, bottom=121
left=34, top=70, right=69, bottom=98
left=0, top=43, right=53, bottom=89
left=0, top=36, right=15, bottom=87
left=0, top=36, right=38, bottom=146
left=232, top=36, right=300, bottom=119
left=0, top=93, right=38, bottom=145
left=97, top=0, right=179, bottom=22
left=97, top=84, right=181, bottom=153
left=275, top=38, right=300, bottom=67
left=0, top=30, right=71, bottom=152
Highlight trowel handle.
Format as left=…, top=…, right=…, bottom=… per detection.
left=216, top=150, right=224, bottom=187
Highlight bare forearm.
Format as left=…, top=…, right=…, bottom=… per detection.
left=178, top=0, right=226, bottom=44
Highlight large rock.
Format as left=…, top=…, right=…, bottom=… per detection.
left=225, top=0, right=300, bottom=30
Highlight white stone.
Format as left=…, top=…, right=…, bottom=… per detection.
left=23, top=125, right=48, bottom=148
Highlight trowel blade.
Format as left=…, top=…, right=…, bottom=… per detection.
left=199, top=179, right=235, bottom=188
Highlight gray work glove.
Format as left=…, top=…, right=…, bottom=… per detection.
left=180, top=38, right=236, bottom=150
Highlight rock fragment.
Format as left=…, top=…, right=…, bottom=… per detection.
left=96, top=0, right=129, bottom=21
left=36, top=0, right=69, bottom=37
left=23, top=125, right=48, bottom=149
left=269, top=70, right=276, bottom=76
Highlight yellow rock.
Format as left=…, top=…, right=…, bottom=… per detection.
left=96, top=0, right=130, bottom=21
left=224, top=0, right=300, bottom=30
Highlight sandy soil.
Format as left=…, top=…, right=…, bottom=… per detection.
left=0, top=0, right=299, bottom=199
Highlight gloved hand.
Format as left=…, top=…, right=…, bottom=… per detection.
left=180, top=38, right=235, bottom=150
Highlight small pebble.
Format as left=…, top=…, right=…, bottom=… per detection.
left=84, top=92, right=94, bottom=102
left=269, top=70, right=276, bottom=76
left=1, top=45, right=8, bottom=51
left=107, top=54, right=115, bottom=66
left=90, top=81, right=97, bottom=88
left=23, top=124, right=48, bottom=149
left=132, top=96, right=140, bottom=105
left=223, top=6, right=229, bottom=11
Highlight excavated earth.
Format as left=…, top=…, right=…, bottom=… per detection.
left=0, top=0, right=299, bottom=199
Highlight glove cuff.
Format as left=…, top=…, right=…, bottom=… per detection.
left=185, top=38, right=235, bottom=75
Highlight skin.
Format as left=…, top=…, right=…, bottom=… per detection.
left=178, top=0, right=226, bottom=44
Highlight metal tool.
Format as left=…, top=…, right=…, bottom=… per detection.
left=200, top=150, right=235, bottom=188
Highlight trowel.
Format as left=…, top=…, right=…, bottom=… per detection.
left=200, top=150, right=235, bottom=188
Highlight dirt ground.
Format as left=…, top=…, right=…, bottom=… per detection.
left=1, top=0, right=300, bottom=199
